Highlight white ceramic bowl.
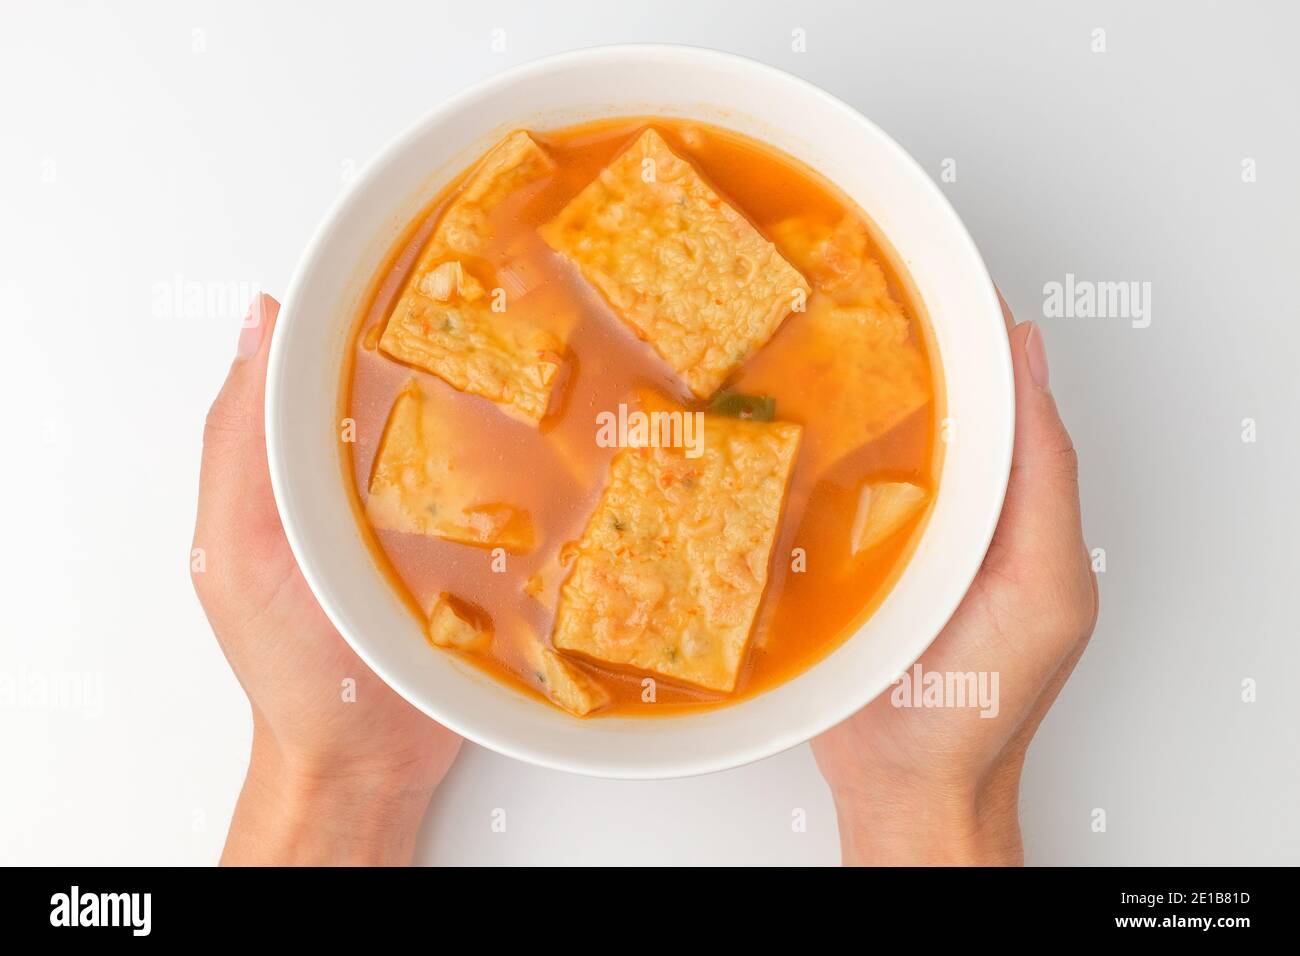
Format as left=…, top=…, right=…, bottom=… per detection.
left=266, top=44, right=1013, bottom=779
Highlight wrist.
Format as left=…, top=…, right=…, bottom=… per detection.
left=222, top=731, right=435, bottom=866
left=829, top=770, right=1024, bottom=866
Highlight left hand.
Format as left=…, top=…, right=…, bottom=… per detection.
left=192, top=293, right=461, bottom=865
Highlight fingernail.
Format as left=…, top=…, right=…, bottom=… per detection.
left=236, top=294, right=265, bottom=359
left=1024, top=321, right=1050, bottom=391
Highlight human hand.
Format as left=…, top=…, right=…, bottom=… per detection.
left=812, top=296, right=1098, bottom=865
left=192, top=293, right=461, bottom=865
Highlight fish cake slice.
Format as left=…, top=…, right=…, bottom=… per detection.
left=552, top=414, right=801, bottom=692
left=541, top=127, right=809, bottom=399
left=380, top=131, right=564, bottom=424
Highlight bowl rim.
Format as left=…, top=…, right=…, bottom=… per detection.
left=265, top=42, right=1014, bottom=779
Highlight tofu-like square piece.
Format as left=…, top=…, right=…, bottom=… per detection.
left=524, top=640, right=611, bottom=717
left=433, top=130, right=557, bottom=259
left=367, top=380, right=535, bottom=552
left=552, top=415, right=801, bottom=692
left=850, top=481, right=928, bottom=555
left=523, top=557, right=565, bottom=612
left=427, top=593, right=492, bottom=652
left=540, top=128, right=810, bottom=399
left=380, top=131, right=564, bottom=424
left=743, top=216, right=931, bottom=473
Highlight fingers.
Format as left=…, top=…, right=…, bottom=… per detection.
left=193, top=294, right=288, bottom=578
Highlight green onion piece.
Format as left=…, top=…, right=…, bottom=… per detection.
left=709, top=391, right=776, bottom=421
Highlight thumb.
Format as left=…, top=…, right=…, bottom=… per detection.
left=1009, top=320, right=1079, bottom=498
left=992, top=310, right=1088, bottom=571
left=205, top=293, right=279, bottom=444
left=193, top=293, right=286, bottom=567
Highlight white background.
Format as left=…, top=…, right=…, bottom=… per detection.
left=2, top=0, right=1297, bottom=865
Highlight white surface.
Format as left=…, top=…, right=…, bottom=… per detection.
left=265, top=45, right=1012, bottom=779
left=2, top=0, right=1297, bottom=864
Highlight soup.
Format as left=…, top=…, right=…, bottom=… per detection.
left=341, top=118, right=943, bottom=717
